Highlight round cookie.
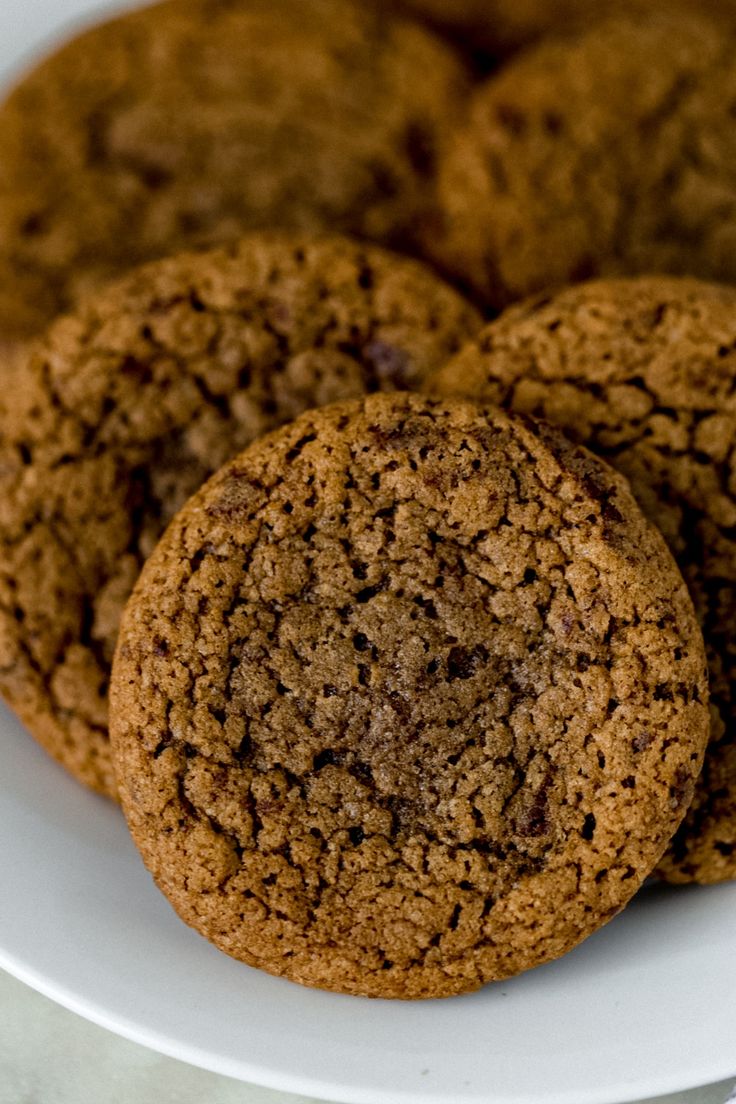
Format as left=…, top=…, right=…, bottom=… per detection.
left=110, top=392, right=708, bottom=998
left=0, top=0, right=468, bottom=341
left=430, top=275, right=736, bottom=883
left=0, top=233, right=480, bottom=798
left=429, top=11, right=736, bottom=307
left=395, top=0, right=736, bottom=61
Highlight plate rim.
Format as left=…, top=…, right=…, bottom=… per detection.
left=1, top=3, right=736, bottom=1102
left=2, top=940, right=736, bottom=1104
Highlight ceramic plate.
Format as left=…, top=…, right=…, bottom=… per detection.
left=1, top=702, right=736, bottom=1104
left=1, top=3, right=736, bottom=1103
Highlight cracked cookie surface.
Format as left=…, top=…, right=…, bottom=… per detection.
left=0, top=0, right=468, bottom=340
left=110, top=392, right=708, bottom=998
left=0, top=233, right=480, bottom=798
left=430, top=275, right=736, bottom=883
left=429, top=11, right=736, bottom=306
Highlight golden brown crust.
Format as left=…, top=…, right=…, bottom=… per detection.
left=0, top=233, right=480, bottom=797
left=430, top=274, right=736, bottom=883
left=111, top=392, right=708, bottom=997
left=0, top=0, right=468, bottom=339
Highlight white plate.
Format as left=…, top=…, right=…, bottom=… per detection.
left=1, top=3, right=736, bottom=1102
left=1, top=701, right=736, bottom=1104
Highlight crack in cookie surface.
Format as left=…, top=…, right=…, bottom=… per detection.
left=0, top=234, right=480, bottom=797
left=431, top=274, right=736, bottom=882
left=110, top=392, right=708, bottom=998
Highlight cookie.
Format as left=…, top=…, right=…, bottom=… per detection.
left=430, top=275, right=736, bottom=883
left=0, top=0, right=468, bottom=341
left=429, top=11, right=736, bottom=307
left=110, top=392, right=708, bottom=998
left=0, top=233, right=480, bottom=798
left=395, top=0, right=736, bottom=61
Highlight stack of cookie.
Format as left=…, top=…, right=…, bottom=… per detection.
left=0, top=0, right=733, bottom=1000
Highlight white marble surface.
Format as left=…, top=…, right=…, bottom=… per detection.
left=0, top=968, right=319, bottom=1104
left=0, top=967, right=733, bottom=1104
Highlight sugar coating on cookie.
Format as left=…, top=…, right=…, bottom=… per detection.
left=429, top=11, right=736, bottom=306
left=0, top=0, right=468, bottom=339
left=0, top=234, right=480, bottom=798
left=110, top=392, right=708, bottom=998
left=430, top=275, right=736, bottom=883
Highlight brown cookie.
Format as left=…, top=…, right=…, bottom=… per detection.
left=0, top=0, right=468, bottom=340
left=428, top=11, right=736, bottom=307
left=395, top=0, right=736, bottom=61
left=430, top=274, right=736, bottom=883
left=0, top=233, right=480, bottom=798
left=110, top=392, right=708, bottom=998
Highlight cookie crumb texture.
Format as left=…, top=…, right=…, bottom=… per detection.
left=0, top=234, right=479, bottom=798
left=431, top=275, right=736, bottom=883
left=111, top=394, right=708, bottom=997
left=395, top=0, right=736, bottom=60
left=0, top=0, right=467, bottom=339
left=430, top=12, right=736, bottom=306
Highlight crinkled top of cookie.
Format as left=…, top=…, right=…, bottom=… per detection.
left=0, top=0, right=468, bottom=338
left=431, top=10, right=736, bottom=304
left=0, top=233, right=479, bottom=798
left=111, top=393, right=708, bottom=998
left=431, top=275, right=736, bottom=883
